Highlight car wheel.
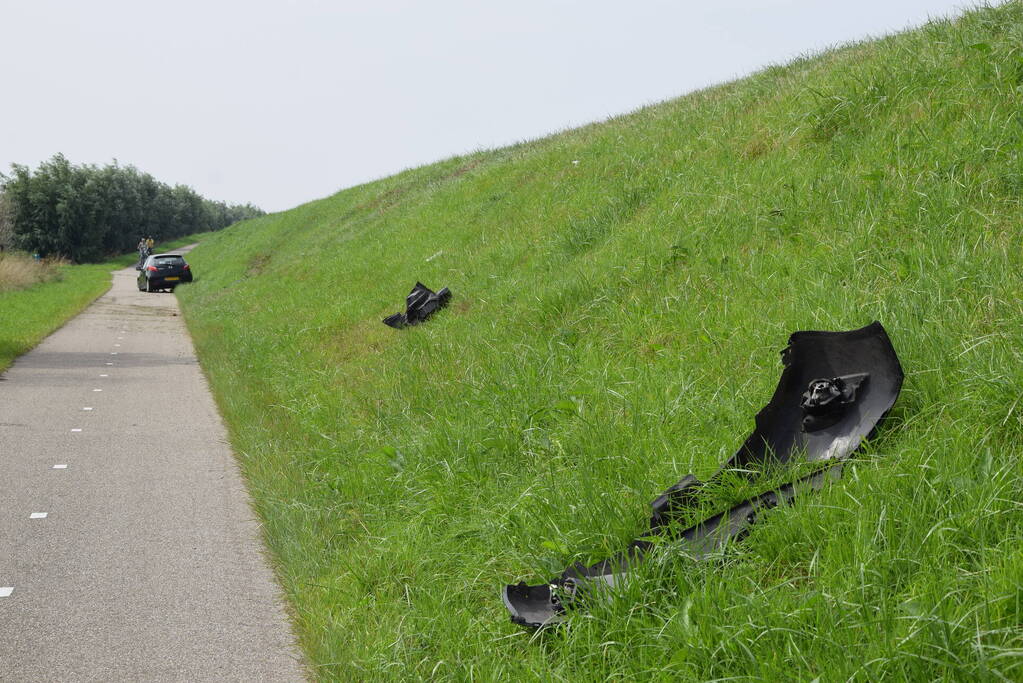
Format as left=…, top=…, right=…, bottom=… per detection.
left=146, top=279, right=153, bottom=293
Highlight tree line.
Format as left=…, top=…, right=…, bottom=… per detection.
left=0, top=154, right=264, bottom=261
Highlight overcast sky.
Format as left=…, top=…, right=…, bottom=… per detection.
left=1, top=1, right=976, bottom=212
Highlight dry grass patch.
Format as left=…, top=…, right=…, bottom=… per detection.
left=0, top=252, right=63, bottom=292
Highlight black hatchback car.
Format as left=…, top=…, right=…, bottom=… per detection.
left=137, top=253, right=193, bottom=292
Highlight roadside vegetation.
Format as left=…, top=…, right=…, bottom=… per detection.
left=0, top=155, right=262, bottom=262
left=0, top=259, right=122, bottom=371
left=0, top=233, right=208, bottom=373
left=0, top=251, right=63, bottom=292
left=178, top=4, right=1023, bottom=680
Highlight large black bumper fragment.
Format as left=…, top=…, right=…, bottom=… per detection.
left=383, top=282, right=452, bottom=329
left=503, top=321, right=904, bottom=629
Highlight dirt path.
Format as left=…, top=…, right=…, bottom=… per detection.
left=0, top=249, right=307, bottom=680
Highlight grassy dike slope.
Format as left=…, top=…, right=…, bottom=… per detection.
left=178, top=6, right=1023, bottom=680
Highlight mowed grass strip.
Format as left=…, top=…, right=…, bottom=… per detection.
left=0, top=233, right=211, bottom=373
left=0, top=261, right=116, bottom=371
left=179, top=4, right=1023, bottom=680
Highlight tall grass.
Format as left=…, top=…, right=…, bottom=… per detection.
left=178, top=4, right=1023, bottom=680
left=0, top=251, right=62, bottom=292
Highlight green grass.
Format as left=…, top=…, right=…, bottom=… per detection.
left=178, top=4, right=1023, bottom=680
left=0, top=233, right=211, bottom=373
left=0, top=261, right=118, bottom=371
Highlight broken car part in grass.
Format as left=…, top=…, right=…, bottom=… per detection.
left=503, top=321, right=905, bottom=629
left=383, top=282, right=452, bottom=329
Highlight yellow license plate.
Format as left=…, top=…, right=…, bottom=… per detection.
left=165, top=276, right=180, bottom=281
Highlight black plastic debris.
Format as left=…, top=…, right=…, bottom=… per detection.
left=383, top=282, right=452, bottom=329
left=503, top=321, right=904, bottom=629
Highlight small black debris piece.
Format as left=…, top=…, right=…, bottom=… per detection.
left=503, top=321, right=904, bottom=629
left=383, top=282, right=452, bottom=329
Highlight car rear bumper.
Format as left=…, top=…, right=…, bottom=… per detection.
left=139, top=273, right=193, bottom=288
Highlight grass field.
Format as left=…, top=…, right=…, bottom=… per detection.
left=178, top=4, right=1023, bottom=680
left=0, top=234, right=210, bottom=373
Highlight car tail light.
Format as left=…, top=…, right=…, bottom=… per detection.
left=183, top=264, right=190, bottom=270
left=147, top=265, right=158, bottom=272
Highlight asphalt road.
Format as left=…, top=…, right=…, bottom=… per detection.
left=0, top=250, right=307, bottom=681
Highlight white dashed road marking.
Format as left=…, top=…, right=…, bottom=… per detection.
left=0, top=244, right=306, bottom=679
left=71, top=428, right=82, bottom=433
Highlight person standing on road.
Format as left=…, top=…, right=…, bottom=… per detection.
left=137, top=238, right=148, bottom=269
